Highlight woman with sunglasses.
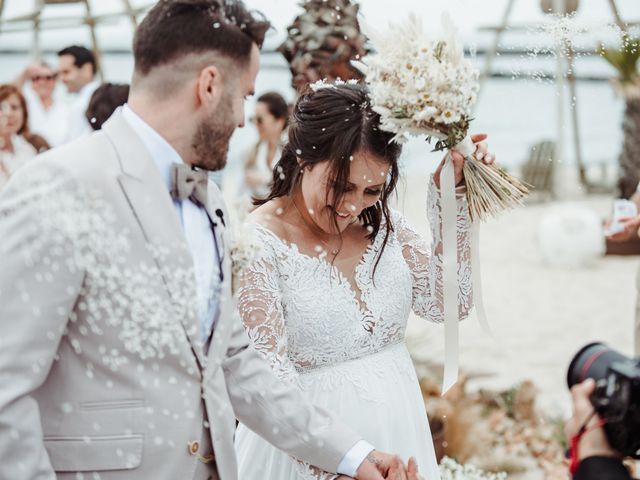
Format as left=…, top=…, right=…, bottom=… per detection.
left=14, top=62, right=69, bottom=147
left=0, top=84, right=50, bottom=191
left=239, top=92, right=289, bottom=206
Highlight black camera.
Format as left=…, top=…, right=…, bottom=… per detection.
left=567, top=343, right=640, bottom=458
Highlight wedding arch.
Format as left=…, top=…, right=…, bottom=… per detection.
left=0, top=0, right=154, bottom=77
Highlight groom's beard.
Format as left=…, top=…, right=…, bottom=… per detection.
left=191, top=95, right=235, bottom=172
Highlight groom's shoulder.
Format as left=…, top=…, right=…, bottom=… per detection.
left=2, top=131, right=120, bottom=203
left=39, top=131, right=113, bottom=169
left=34, top=130, right=118, bottom=182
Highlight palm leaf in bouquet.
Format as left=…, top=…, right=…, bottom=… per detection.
left=359, top=13, right=529, bottom=221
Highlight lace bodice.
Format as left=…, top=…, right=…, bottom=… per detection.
left=238, top=178, right=472, bottom=377
left=237, top=178, right=472, bottom=479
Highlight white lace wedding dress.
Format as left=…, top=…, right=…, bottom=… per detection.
left=234, top=178, right=472, bottom=480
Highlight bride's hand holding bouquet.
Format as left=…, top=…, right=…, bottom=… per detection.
left=433, top=132, right=494, bottom=189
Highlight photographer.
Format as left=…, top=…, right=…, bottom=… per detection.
left=565, top=379, right=632, bottom=480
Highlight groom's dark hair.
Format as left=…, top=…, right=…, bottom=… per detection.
left=133, top=0, right=270, bottom=75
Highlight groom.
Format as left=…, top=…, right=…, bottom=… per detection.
left=0, top=1, right=407, bottom=480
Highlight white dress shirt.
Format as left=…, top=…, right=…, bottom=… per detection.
left=121, top=105, right=220, bottom=341
left=63, top=80, right=100, bottom=144
left=120, top=105, right=372, bottom=475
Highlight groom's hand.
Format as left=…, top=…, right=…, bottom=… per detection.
left=354, top=450, right=401, bottom=480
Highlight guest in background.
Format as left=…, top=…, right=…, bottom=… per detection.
left=606, top=188, right=640, bottom=355
left=57, top=45, right=100, bottom=142
left=85, top=83, right=130, bottom=130
left=241, top=92, right=289, bottom=200
left=14, top=62, right=69, bottom=147
left=0, top=84, right=49, bottom=191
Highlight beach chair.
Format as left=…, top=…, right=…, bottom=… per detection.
left=521, top=140, right=556, bottom=199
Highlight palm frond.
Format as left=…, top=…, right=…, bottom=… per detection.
left=600, top=36, right=640, bottom=85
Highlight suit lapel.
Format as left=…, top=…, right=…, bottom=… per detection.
left=204, top=186, right=234, bottom=362
left=102, top=112, right=206, bottom=368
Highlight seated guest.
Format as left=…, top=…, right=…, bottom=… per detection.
left=0, top=84, right=49, bottom=191
left=57, top=45, right=100, bottom=142
left=14, top=62, right=69, bottom=147
left=85, top=83, right=130, bottom=130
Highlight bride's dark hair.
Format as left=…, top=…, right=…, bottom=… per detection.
left=256, top=83, right=402, bottom=265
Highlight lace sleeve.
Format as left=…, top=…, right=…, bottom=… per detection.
left=238, top=247, right=298, bottom=381
left=237, top=239, right=339, bottom=480
left=394, top=176, right=473, bottom=323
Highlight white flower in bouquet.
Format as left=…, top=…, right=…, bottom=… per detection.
left=359, top=13, right=530, bottom=221
left=439, top=457, right=507, bottom=480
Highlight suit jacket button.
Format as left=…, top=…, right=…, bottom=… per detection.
left=188, top=441, right=200, bottom=455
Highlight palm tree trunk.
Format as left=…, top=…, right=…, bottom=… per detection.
left=617, top=96, right=640, bottom=199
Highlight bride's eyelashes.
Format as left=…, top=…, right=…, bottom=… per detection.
left=327, top=180, right=383, bottom=196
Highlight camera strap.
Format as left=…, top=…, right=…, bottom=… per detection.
left=569, top=411, right=608, bottom=475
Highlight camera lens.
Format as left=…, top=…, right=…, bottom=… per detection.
left=567, top=342, right=630, bottom=388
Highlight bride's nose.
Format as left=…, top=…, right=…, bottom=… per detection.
left=342, top=192, right=364, bottom=216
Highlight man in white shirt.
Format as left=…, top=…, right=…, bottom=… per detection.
left=57, top=45, right=100, bottom=143
left=14, top=62, right=69, bottom=147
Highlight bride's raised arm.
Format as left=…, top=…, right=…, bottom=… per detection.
left=395, top=176, right=473, bottom=323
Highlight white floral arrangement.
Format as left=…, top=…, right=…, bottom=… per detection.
left=230, top=222, right=262, bottom=294
left=360, top=13, right=478, bottom=146
left=358, top=13, right=530, bottom=221
left=439, top=457, right=507, bottom=480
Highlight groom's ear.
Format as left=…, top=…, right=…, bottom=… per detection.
left=196, top=65, right=224, bottom=109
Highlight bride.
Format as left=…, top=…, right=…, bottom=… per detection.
left=234, top=82, right=493, bottom=480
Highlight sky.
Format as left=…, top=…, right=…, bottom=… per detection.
left=1, top=0, right=640, bottom=51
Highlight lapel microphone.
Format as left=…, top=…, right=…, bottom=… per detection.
left=215, top=209, right=225, bottom=228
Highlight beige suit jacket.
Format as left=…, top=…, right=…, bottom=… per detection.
left=0, top=112, right=360, bottom=480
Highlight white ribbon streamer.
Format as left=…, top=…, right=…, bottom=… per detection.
left=440, top=152, right=459, bottom=394
left=454, top=135, right=476, bottom=158
left=439, top=135, right=494, bottom=395
left=471, top=221, right=492, bottom=337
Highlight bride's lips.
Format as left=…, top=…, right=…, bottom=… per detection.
left=333, top=208, right=356, bottom=226
left=328, top=206, right=352, bottom=221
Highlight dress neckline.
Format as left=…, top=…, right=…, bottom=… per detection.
left=252, top=221, right=386, bottom=317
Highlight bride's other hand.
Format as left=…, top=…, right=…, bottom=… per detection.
left=407, top=457, right=421, bottom=480
left=384, top=456, right=421, bottom=480
left=433, top=133, right=494, bottom=188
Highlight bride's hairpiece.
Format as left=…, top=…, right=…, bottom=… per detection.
left=309, top=78, right=360, bottom=92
